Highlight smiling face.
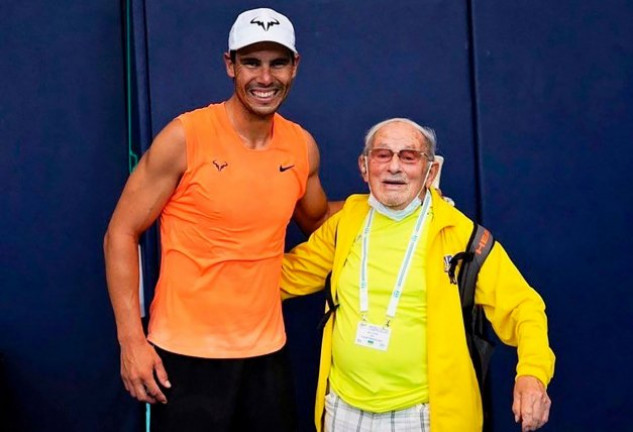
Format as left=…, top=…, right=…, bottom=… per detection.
left=224, top=42, right=299, bottom=118
left=359, top=121, right=438, bottom=210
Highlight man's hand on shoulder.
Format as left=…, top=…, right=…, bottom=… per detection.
left=512, top=375, right=551, bottom=431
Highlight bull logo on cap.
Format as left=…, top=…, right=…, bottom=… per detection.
left=250, top=17, right=280, bottom=31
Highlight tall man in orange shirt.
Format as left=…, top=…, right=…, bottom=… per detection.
left=104, top=8, right=340, bottom=431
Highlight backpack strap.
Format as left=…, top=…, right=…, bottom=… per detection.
left=317, top=225, right=339, bottom=330
left=448, top=222, right=496, bottom=376
left=458, top=223, right=495, bottom=311
left=317, top=272, right=338, bottom=330
left=449, top=222, right=496, bottom=431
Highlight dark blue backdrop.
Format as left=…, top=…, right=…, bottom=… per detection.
left=472, top=2, right=633, bottom=429
left=1, top=2, right=142, bottom=430
left=2, top=1, right=632, bottom=431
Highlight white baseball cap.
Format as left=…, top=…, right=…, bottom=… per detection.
left=228, top=8, right=297, bottom=54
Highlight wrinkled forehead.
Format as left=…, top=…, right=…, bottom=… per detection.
left=372, top=122, right=427, bottom=150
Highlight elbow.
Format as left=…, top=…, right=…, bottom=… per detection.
left=103, top=226, right=135, bottom=258
left=294, top=214, right=319, bottom=237
left=103, top=229, right=110, bottom=254
left=327, top=200, right=344, bottom=217
left=103, top=228, right=114, bottom=260
left=300, top=221, right=319, bottom=237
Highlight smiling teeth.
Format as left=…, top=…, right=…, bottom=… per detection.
left=253, top=90, right=275, bottom=98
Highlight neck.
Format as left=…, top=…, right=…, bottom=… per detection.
left=225, top=96, right=274, bottom=149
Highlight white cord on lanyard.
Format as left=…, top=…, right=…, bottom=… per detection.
left=359, top=191, right=431, bottom=326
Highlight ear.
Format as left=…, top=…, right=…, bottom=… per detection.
left=358, top=155, right=369, bottom=183
left=291, top=54, right=301, bottom=79
left=425, top=160, right=441, bottom=189
left=224, top=52, right=235, bottom=78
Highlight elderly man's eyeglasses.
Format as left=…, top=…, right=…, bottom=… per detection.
left=368, top=148, right=429, bottom=164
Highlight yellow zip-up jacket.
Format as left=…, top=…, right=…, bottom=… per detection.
left=281, top=188, right=555, bottom=432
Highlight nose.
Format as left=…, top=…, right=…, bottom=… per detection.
left=387, top=152, right=403, bottom=173
left=257, top=66, right=273, bottom=86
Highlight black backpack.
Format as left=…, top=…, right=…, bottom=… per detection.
left=447, top=223, right=496, bottom=430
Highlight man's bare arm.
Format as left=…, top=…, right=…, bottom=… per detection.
left=103, top=119, right=186, bottom=404
left=293, top=131, right=343, bottom=235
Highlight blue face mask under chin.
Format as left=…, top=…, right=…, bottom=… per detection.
left=366, top=162, right=432, bottom=221
left=368, top=193, right=422, bottom=221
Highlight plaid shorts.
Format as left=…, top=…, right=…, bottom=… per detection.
left=324, top=390, right=430, bottom=432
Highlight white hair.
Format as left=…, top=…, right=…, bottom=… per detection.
left=362, top=118, right=436, bottom=160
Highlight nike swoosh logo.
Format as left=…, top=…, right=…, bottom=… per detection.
left=279, top=164, right=295, bottom=172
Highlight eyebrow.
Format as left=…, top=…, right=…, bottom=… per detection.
left=238, top=54, right=292, bottom=63
left=373, top=144, right=419, bottom=150
left=238, top=56, right=261, bottom=63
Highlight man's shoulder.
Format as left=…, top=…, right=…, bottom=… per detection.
left=431, top=189, right=472, bottom=222
left=335, top=195, right=370, bottom=225
left=342, top=194, right=369, bottom=208
left=273, top=110, right=297, bottom=125
left=273, top=112, right=310, bottom=137
left=178, top=102, right=222, bottom=121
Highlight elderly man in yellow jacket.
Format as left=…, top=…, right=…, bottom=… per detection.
left=281, top=118, right=555, bottom=432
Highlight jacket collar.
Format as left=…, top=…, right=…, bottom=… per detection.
left=427, top=187, right=457, bottom=239
left=344, top=188, right=457, bottom=243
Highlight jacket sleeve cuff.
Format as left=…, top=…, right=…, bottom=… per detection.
left=516, top=361, right=555, bottom=389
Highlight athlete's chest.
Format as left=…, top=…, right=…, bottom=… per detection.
left=184, top=144, right=305, bottom=225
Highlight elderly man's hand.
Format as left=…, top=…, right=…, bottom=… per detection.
left=512, top=375, right=551, bottom=431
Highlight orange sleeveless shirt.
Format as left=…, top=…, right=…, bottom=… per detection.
left=147, top=103, right=309, bottom=358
